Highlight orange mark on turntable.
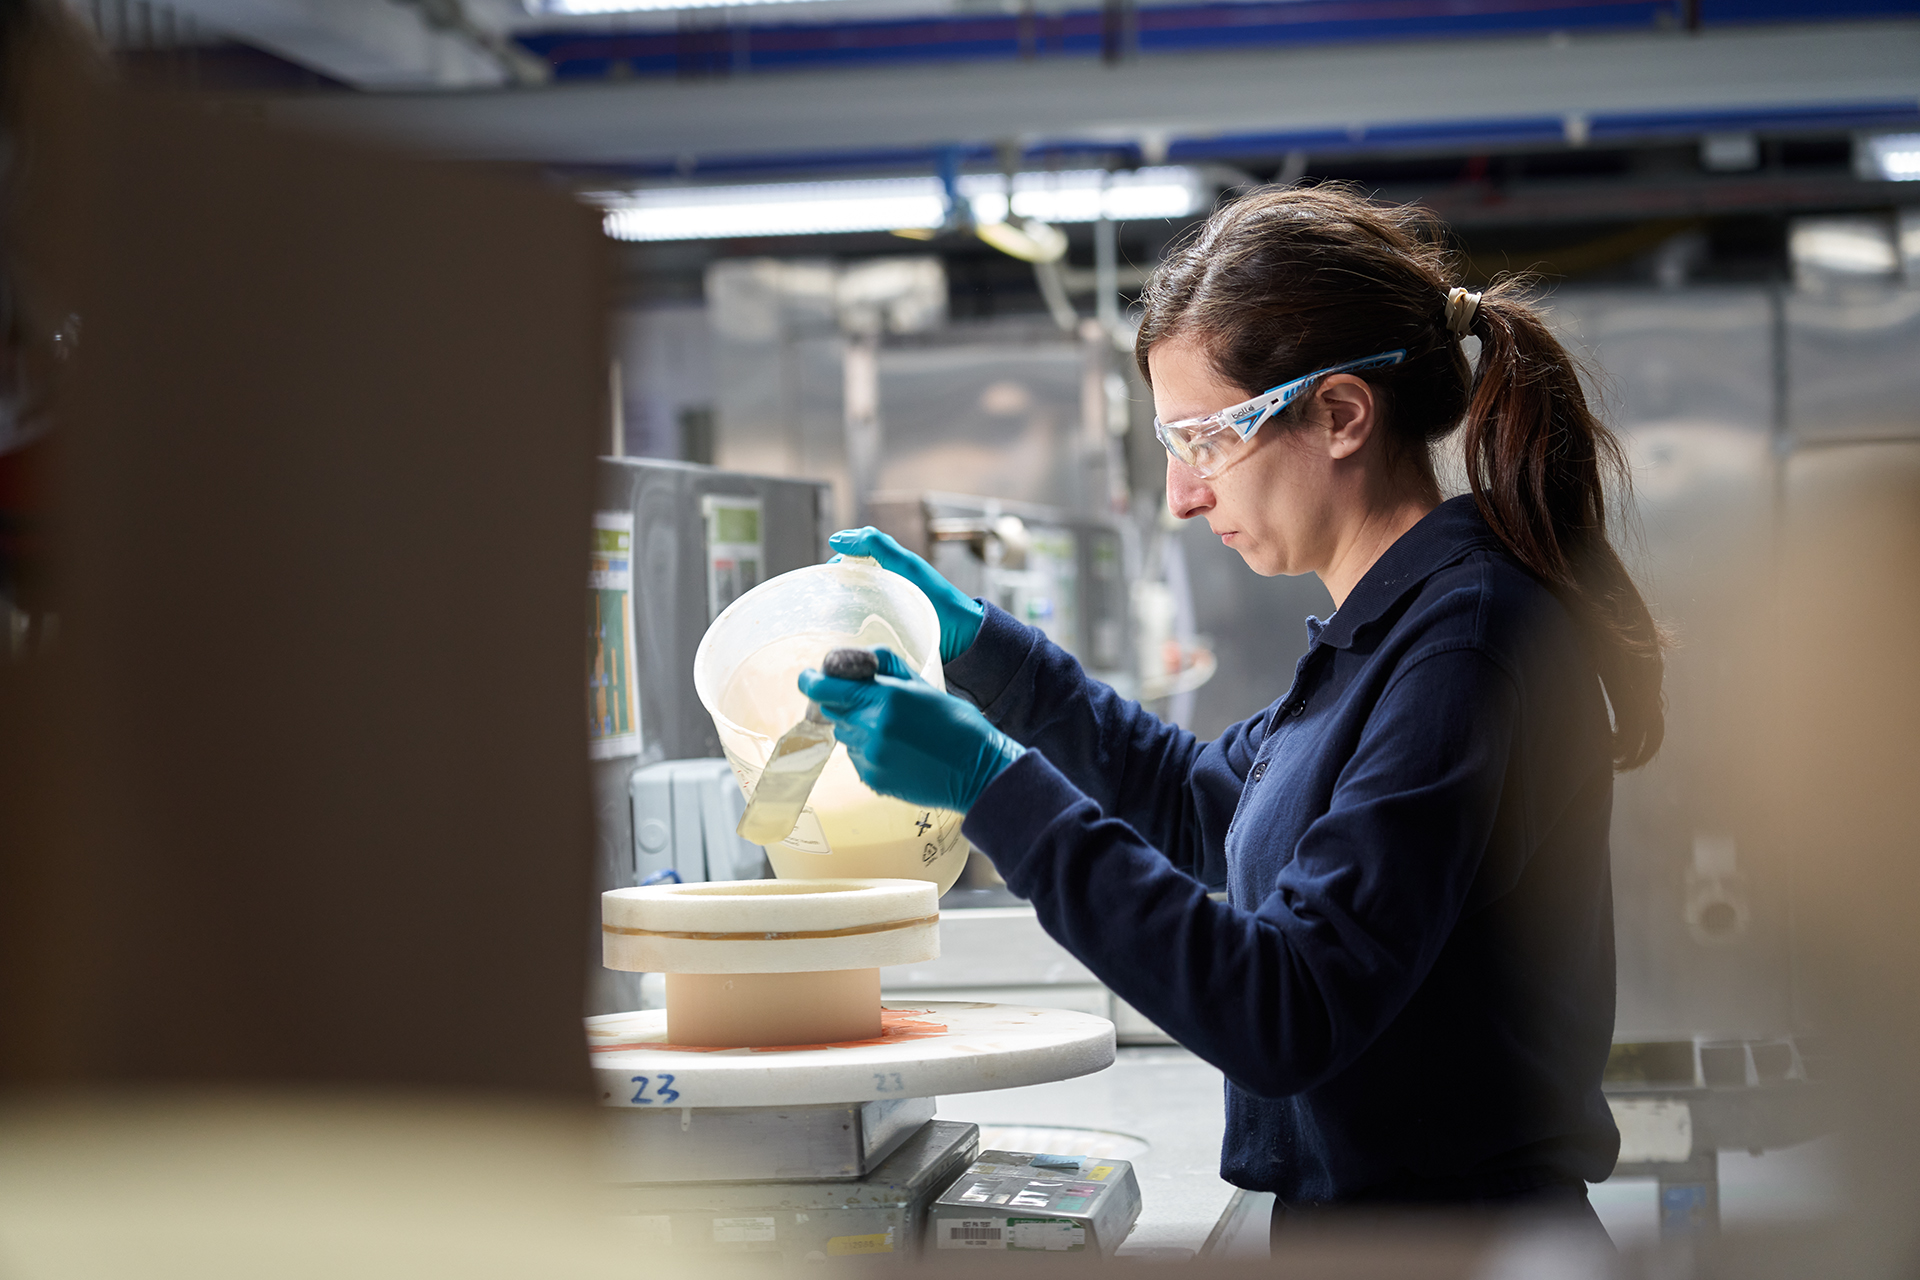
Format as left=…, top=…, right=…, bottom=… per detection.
left=747, top=1008, right=949, bottom=1053
left=589, top=1008, right=949, bottom=1055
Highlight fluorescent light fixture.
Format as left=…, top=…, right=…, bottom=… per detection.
left=963, top=168, right=1204, bottom=225
left=596, top=168, right=1205, bottom=242
left=602, top=178, right=948, bottom=241
left=1859, top=132, right=1920, bottom=182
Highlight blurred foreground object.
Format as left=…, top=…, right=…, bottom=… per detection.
left=0, top=9, right=623, bottom=1273
left=1775, top=440, right=1920, bottom=1277
left=0, top=1, right=605, bottom=1093
left=0, top=1094, right=638, bottom=1280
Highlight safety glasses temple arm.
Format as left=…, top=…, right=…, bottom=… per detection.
left=1231, top=348, right=1409, bottom=439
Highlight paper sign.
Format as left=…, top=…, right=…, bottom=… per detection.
left=702, top=495, right=764, bottom=620
left=588, top=512, right=641, bottom=760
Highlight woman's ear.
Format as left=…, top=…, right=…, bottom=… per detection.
left=1316, top=375, right=1380, bottom=461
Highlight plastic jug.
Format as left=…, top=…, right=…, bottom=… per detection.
left=693, top=556, right=970, bottom=893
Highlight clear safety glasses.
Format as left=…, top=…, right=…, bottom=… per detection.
left=1153, top=348, right=1408, bottom=478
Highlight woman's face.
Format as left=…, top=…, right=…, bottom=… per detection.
left=1148, top=336, right=1346, bottom=579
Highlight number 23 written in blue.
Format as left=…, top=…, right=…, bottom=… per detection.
left=629, top=1074, right=680, bottom=1105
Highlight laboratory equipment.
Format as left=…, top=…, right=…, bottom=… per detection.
left=929, top=1148, right=1143, bottom=1259
left=628, top=758, right=769, bottom=885
left=593, top=875, right=1122, bottom=1266
left=868, top=491, right=1133, bottom=687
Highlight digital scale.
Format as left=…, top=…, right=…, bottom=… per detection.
left=587, top=1000, right=1139, bottom=1265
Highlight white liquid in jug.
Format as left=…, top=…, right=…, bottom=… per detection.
left=718, top=621, right=968, bottom=891
left=717, top=630, right=858, bottom=742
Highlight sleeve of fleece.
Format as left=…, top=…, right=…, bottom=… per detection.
left=945, top=601, right=1260, bottom=879
left=961, top=646, right=1521, bottom=1098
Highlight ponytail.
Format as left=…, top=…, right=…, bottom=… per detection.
left=1462, top=285, right=1666, bottom=771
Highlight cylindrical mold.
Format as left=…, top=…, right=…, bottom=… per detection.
left=602, top=878, right=940, bottom=1050
left=664, top=969, right=882, bottom=1047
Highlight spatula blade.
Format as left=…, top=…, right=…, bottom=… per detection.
left=733, top=646, right=880, bottom=848
left=735, top=715, right=837, bottom=846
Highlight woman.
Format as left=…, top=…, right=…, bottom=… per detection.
left=801, top=186, right=1664, bottom=1228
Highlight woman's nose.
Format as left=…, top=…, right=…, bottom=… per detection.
left=1165, top=456, right=1214, bottom=521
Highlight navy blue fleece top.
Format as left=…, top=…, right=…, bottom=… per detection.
left=948, top=496, right=1621, bottom=1204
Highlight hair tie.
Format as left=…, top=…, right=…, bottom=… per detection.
left=1445, top=286, right=1482, bottom=337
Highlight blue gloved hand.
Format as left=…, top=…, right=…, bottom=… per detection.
left=829, top=527, right=984, bottom=664
left=799, top=647, right=1023, bottom=815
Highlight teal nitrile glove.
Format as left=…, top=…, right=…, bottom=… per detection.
left=828, top=527, right=984, bottom=663
left=798, top=647, right=1023, bottom=815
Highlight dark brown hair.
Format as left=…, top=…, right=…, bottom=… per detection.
left=1136, top=184, right=1665, bottom=771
